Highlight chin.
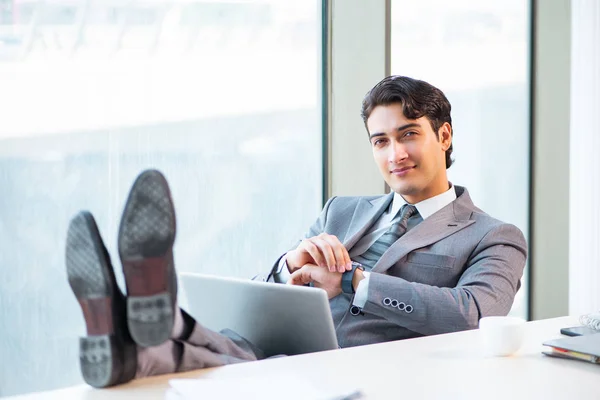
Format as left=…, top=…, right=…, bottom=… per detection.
left=390, top=181, right=422, bottom=197
left=391, top=184, right=415, bottom=196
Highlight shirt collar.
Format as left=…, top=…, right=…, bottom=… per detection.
left=390, top=184, right=457, bottom=220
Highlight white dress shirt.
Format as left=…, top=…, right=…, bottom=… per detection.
left=276, top=185, right=457, bottom=308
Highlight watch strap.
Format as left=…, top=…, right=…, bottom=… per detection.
left=342, top=262, right=364, bottom=294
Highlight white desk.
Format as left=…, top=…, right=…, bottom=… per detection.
left=7, top=316, right=600, bottom=399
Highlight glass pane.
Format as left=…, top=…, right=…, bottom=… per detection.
left=391, top=0, right=530, bottom=319
left=0, top=0, right=322, bottom=396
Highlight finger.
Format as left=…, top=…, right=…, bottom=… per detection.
left=321, top=235, right=352, bottom=273
left=313, top=236, right=338, bottom=271
left=304, top=237, right=336, bottom=271
left=298, top=239, right=326, bottom=268
left=287, top=271, right=300, bottom=286
left=340, top=241, right=352, bottom=271
left=288, top=265, right=315, bottom=286
left=287, top=270, right=301, bottom=285
left=345, top=253, right=353, bottom=271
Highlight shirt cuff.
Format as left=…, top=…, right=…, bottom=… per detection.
left=272, top=254, right=291, bottom=283
left=351, top=271, right=370, bottom=308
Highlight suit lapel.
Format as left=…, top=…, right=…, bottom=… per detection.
left=372, top=186, right=476, bottom=273
left=343, top=193, right=394, bottom=250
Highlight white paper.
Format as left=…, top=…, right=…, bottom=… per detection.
left=165, top=374, right=363, bottom=400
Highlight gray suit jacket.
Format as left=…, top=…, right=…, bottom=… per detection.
left=267, top=186, right=527, bottom=348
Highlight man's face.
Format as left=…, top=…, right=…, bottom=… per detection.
left=366, top=103, right=452, bottom=204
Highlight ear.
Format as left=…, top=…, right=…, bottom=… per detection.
left=438, top=122, right=452, bottom=151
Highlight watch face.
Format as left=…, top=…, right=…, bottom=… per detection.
left=351, top=261, right=364, bottom=270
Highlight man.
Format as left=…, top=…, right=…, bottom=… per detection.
left=66, top=76, right=527, bottom=387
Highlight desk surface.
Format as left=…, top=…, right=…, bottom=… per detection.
left=7, top=316, right=600, bottom=399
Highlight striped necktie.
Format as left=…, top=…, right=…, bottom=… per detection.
left=352, top=204, right=418, bottom=270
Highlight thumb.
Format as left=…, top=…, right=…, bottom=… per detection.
left=287, top=265, right=315, bottom=286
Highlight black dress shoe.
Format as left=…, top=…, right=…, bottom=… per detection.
left=66, top=211, right=137, bottom=388
left=118, top=169, right=177, bottom=347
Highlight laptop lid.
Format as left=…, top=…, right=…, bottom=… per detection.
left=179, top=273, right=339, bottom=357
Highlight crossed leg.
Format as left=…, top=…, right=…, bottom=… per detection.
left=136, top=309, right=262, bottom=378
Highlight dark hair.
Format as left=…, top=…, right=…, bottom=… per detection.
left=361, top=75, right=454, bottom=168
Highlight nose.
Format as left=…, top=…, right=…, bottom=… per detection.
left=388, top=141, right=408, bottom=164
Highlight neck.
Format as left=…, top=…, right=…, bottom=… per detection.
left=401, top=180, right=450, bottom=204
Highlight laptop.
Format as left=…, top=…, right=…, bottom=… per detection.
left=179, top=272, right=339, bottom=357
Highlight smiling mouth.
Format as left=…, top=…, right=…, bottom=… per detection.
left=390, top=166, right=415, bottom=176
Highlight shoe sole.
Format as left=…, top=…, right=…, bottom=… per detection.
left=66, top=212, right=126, bottom=388
left=118, top=170, right=177, bottom=347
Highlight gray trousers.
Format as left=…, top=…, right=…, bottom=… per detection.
left=136, top=308, right=264, bottom=378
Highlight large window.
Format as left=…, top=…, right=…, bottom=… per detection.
left=0, top=0, right=323, bottom=396
left=391, top=0, right=531, bottom=319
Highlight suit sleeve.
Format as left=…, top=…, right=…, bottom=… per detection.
left=263, top=196, right=337, bottom=282
left=361, top=223, right=527, bottom=335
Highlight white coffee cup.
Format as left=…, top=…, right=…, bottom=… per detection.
left=479, top=316, right=526, bottom=357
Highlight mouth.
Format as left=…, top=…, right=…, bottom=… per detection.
left=390, top=166, right=415, bottom=177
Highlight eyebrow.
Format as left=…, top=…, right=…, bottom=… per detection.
left=369, top=123, right=421, bottom=140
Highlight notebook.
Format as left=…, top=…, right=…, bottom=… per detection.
left=542, top=334, right=600, bottom=364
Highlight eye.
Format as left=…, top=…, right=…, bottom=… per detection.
left=372, top=138, right=387, bottom=146
left=404, top=131, right=417, bottom=138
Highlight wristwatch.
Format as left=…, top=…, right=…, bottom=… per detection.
left=341, top=262, right=365, bottom=294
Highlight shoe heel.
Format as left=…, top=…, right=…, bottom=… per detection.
left=127, top=293, right=174, bottom=347
left=79, top=335, right=123, bottom=388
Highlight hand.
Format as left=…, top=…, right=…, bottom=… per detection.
left=286, top=233, right=352, bottom=273
left=287, top=263, right=343, bottom=299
